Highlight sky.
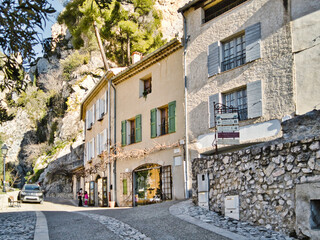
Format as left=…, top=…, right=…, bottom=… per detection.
left=34, top=0, right=65, bottom=57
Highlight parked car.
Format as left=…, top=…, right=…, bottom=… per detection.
left=18, top=184, right=44, bottom=203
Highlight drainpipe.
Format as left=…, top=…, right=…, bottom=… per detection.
left=182, top=12, right=190, bottom=199
left=108, top=78, right=111, bottom=201
left=111, top=83, right=117, bottom=204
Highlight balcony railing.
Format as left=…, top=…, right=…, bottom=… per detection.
left=160, top=119, right=168, bottom=136
left=222, top=53, right=246, bottom=72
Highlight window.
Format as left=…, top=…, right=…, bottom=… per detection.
left=160, top=107, right=168, bottom=136
left=121, top=114, right=142, bottom=146
left=144, top=78, right=152, bottom=96
left=96, top=96, right=106, bottom=122
left=86, top=107, right=94, bottom=130
left=139, top=75, right=152, bottom=98
left=222, top=35, right=246, bottom=72
left=123, top=179, right=128, bottom=195
left=97, top=129, right=107, bottom=155
left=203, top=0, right=248, bottom=23
left=208, top=22, right=261, bottom=76
left=150, top=101, right=176, bottom=138
left=208, top=80, right=262, bottom=128
left=86, top=139, right=95, bottom=161
left=223, top=88, right=247, bottom=121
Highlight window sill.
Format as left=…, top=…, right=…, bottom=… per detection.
left=209, top=58, right=261, bottom=79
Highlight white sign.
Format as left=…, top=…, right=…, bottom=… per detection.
left=217, top=125, right=239, bottom=132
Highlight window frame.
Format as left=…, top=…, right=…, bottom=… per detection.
left=222, top=88, right=248, bottom=121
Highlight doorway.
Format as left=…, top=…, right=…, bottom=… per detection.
left=133, top=164, right=172, bottom=206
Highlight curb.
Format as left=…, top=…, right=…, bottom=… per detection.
left=169, top=200, right=248, bottom=240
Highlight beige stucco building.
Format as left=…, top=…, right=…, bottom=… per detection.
left=178, top=0, right=320, bottom=163
left=78, top=39, right=186, bottom=207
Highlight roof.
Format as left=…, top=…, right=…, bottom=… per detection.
left=178, top=0, right=203, bottom=13
left=111, top=38, right=182, bottom=85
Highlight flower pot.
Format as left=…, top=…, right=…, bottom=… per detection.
left=109, top=201, right=115, bottom=208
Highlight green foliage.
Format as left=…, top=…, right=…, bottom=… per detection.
left=61, top=51, right=90, bottom=81
left=28, top=168, right=45, bottom=183
left=0, top=0, right=55, bottom=92
left=16, top=86, right=51, bottom=124
left=58, top=0, right=166, bottom=67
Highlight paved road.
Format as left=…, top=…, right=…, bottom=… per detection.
left=0, top=199, right=230, bottom=240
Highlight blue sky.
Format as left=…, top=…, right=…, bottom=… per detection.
left=34, top=0, right=65, bottom=57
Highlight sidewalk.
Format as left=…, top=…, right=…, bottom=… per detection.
left=169, top=200, right=293, bottom=240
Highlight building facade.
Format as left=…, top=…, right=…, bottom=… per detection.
left=179, top=0, right=320, bottom=161
left=78, top=39, right=186, bottom=207
left=113, top=39, right=186, bottom=207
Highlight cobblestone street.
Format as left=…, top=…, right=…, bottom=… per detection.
left=0, top=198, right=295, bottom=240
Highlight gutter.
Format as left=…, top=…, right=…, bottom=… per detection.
left=182, top=12, right=190, bottom=199
left=111, top=82, right=117, bottom=204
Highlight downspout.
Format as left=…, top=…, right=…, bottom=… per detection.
left=111, top=83, right=117, bottom=204
left=182, top=12, right=190, bottom=199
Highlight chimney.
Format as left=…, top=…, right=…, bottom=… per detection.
left=131, top=52, right=143, bottom=64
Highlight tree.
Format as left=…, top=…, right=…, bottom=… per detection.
left=0, top=0, right=56, bottom=92
left=58, top=0, right=166, bottom=66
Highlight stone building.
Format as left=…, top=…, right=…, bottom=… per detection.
left=178, top=0, right=320, bottom=193
left=78, top=39, right=186, bottom=207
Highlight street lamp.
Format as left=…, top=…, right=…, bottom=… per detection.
left=1, top=144, right=8, bottom=193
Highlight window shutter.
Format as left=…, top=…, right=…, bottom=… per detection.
left=86, top=110, right=89, bottom=129
left=104, top=128, right=108, bottom=150
left=168, top=101, right=176, bottom=133
left=93, top=137, right=96, bottom=158
left=247, top=80, right=262, bottom=119
left=150, top=108, right=157, bottom=138
left=121, top=120, right=127, bottom=146
left=95, top=100, right=99, bottom=121
left=135, top=114, right=142, bottom=143
left=208, top=41, right=220, bottom=77
left=100, top=99, right=105, bottom=116
left=86, top=142, right=89, bottom=162
left=245, top=22, right=261, bottom=63
left=208, top=93, right=221, bottom=128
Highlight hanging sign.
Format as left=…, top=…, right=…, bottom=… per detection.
left=216, top=112, right=240, bottom=145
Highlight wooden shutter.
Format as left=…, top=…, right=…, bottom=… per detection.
left=208, top=41, right=220, bottom=77
left=86, top=110, right=89, bottom=129
left=135, top=114, right=142, bottom=143
left=245, top=22, right=261, bottom=63
left=150, top=108, right=157, bottom=138
left=247, top=80, right=262, bottom=119
left=168, top=101, right=176, bottom=133
left=121, top=120, right=127, bottom=146
left=208, top=93, right=221, bottom=128
left=104, top=128, right=108, bottom=150
left=93, top=137, right=95, bottom=158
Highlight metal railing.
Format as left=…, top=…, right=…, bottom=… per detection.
left=160, top=119, right=168, bottom=136
left=222, top=53, right=246, bottom=72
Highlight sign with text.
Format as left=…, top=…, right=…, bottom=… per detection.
left=216, top=112, right=240, bottom=145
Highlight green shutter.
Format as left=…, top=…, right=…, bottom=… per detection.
left=135, top=114, right=142, bottom=142
left=123, top=179, right=127, bottom=195
left=121, top=120, right=127, bottom=146
left=168, top=101, right=176, bottom=133
left=150, top=108, right=157, bottom=138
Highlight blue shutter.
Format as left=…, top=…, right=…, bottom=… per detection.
left=247, top=80, right=262, bottom=119
left=208, top=93, right=221, bottom=128
left=245, top=22, right=261, bottom=62
left=208, top=42, right=220, bottom=77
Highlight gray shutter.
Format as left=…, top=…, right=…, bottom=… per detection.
left=105, top=91, right=108, bottom=113
left=208, top=93, right=221, bottom=128
left=247, top=80, right=262, bottom=119
left=245, top=22, right=261, bottom=63
left=208, top=42, right=220, bottom=77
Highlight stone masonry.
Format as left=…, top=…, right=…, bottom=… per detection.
left=192, top=131, right=320, bottom=237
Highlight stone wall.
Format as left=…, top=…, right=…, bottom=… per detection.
left=192, top=135, right=320, bottom=237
